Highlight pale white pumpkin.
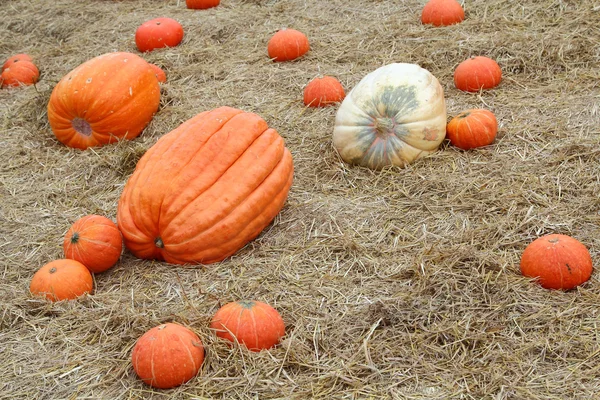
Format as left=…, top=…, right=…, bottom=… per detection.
left=333, top=63, right=447, bottom=169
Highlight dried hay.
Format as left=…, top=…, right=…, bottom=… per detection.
left=1, top=0, right=600, bottom=399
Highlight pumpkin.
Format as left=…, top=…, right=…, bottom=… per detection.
left=446, top=109, right=497, bottom=150
left=63, top=215, right=123, bottom=274
left=520, top=234, right=593, bottom=290
left=47, top=52, right=160, bottom=150
left=1, top=60, right=39, bottom=88
left=421, top=0, right=465, bottom=26
left=186, top=0, right=220, bottom=9
left=303, top=76, right=345, bottom=107
left=210, top=300, right=285, bottom=351
left=132, top=323, right=204, bottom=389
left=30, top=259, right=93, bottom=301
left=454, top=56, right=502, bottom=92
left=117, top=106, right=294, bottom=265
left=267, top=28, right=310, bottom=62
left=2, top=53, right=33, bottom=71
left=148, top=63, right=167, bottom=83
left=332, top=63, right=447, bottom=169
left=135, top=17, right=184, bottom=53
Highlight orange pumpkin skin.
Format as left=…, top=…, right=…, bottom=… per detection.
left=148, top=63, right=167, bottom=83
left=117, top=106, right=294, bottom=265
left=2, top=53, right=33, bottom=71
left=210, top=300, right=285, bottom=351
left=520, top=234, right=593, bottom=290
left=47, top=52, right=160, bottom=150
left=186, top=0, right=220, bottom=9
left=30, top=259, right=93, bottom=301
left=135, top=18, right=184, bottom=53
left=421, top=0, right=465, bottom=26
left=1, top=61, right=39, bottom=88
left=446, top=109, right=497, bottom=150
left=132, top=323, right=204, bottom=389
left=63, top=215, right=123, bottom=274
left=454, top=56, right=502, bottom=92
left=303, top=76, right=345, bottom=107
left=267, top=29, right=310, bottom=62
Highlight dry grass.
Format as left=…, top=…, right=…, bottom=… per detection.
left=2, top=0, right=600, bottom=398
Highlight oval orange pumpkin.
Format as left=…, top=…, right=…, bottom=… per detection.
left=47, top=52, right=160, bottom=149
left=210, top=300, right=285, bottom=351
left=520, top=234, right=593, bottom=290
left=117, top=106, right=294, bottom=265
left=135, top=17, right=184, bottom=53
left=454, top=56, right=502, bottom=92
left=267, top=28, right=310, bottom=62
left=63, top=215, right=123, bottom=273
left=132, top=323, right=205, bottom=389
left=186, top=0, right=220, bottom=9
left=148, top=63, right=167, bottom=83
left=30, top=259, right=93, bottom=301
left=1, top=61, right=39, bottom=88
left=421, top=0, right=465, bottom=27
left=303, top=76, right=345, bottom=107
left=2, top=53, right=33, bottom=71
left=446, top=109, right=498, bottom=150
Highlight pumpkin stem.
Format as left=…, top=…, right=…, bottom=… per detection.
left=70, top=232, right=80, bottom=244
left=72, top=118, right=93, bottom=137
left=49, top=267, right=57, bottom=274
left=374, top=117, right=394, bottom=138
left=238, top=300, right=256, bottom=308
left=548, top=238, right=560, bottom=244
left=155, top=237, right=164, bottom=248
left=458, top=111, right=471, bottom=119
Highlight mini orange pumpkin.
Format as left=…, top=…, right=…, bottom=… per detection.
left=267, top=28, right=310, bottom=62
left=148, top=63, right=167, bottom=83
left=135, top=17, right=184, bottom=53
left=303, top=76, right=345, bottom=107
left=2, top=53, right=33, bottom=71
left=63, top=215, right=123, bottom=274
left=421, top=0, right=465, bottom=26
left=132, top=323, right=205, bottom=389
left=446, top=109, right=497, bottom=150
left=186, top=0, right=220, bottom=9
left=1, top=61, right=39, bottom=88
left=520, top=234, right=593, bottom=290
left=30, top=259, right=93, bottom=301
left=454, top=56, right=502, bottom=92
left=210, top=300, right=285, bottom=351
left=47, top=52, right=160, bottom=149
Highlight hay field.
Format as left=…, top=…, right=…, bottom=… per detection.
left=2, top=0, right=600, bottom=398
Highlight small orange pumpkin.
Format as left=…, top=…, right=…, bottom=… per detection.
left=421, top=0, right=465, bottom=26
left=454, top=56, right=502, bottom=92
left=30, top=259, right=93, bottom=301
left=186, top=0, right=220, bottom=9
left=446, top=109, right=497, bottom=150
left=1, top=61, right=39, bottom=88
left=135, top=17, right=184, bottom=53
left=520, top=234, right=593, bottom=290
left=267, top=28, right=310, bottom=62
left=132, top=323, right=205, bottom=389
left=47, top=52, right=160, bottom=149
left=2, top=53, right=33, bottom=71
left=303, top=76, right=345, bottom=107
left=148, top=63, right=167, bottom=83
left=63, top=215, right=123, bottom=274
left=210, top=300, right=285, bottom=351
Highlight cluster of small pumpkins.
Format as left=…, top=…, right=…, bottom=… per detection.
left=5, top=0, right=593, bottom=391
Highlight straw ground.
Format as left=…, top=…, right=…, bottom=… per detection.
left=1, top=0, right=600, bottom=399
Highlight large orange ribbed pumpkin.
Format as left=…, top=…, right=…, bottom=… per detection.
left=117, top=106, right=294, bottom=265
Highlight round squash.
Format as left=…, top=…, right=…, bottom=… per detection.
left=148, top=63, right=167, bottom=83
left=63, top=215, right=123, bottom=273
left=454, top=56, right=502, bottom=92
left=446, top=109, right=498, bottom=150
left=135, top=17, right=184, bottom=53
left=186, top=0, right=220, bottom=9
left=117, top=106, right=294, bottom=265
left=2, top=53, right=33, bottom=71
left=30, top=259, right=93, bottom=301
left=267, top=28, right=310, bottom=62
left=47, top=52, right=160, bottom=149
left=421, top=0, right=465, bottom=27
left=520, top=234, right=593, bottom=290
left=210, top=300, right=285, bottom=351
left=303, top=76, right=345, bottom=107
left=132, top=323, right=205, bottom=389
left=333, top=63, right=447, bottom=169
